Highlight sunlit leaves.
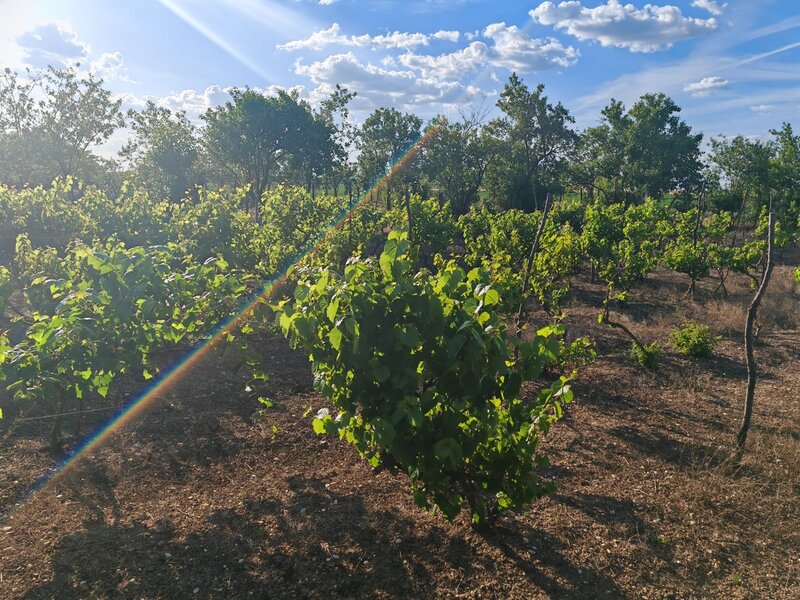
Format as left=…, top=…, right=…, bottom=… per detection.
left=276, top=230, right=574, bottom=523
left=1, top=238, right=252, bottom=421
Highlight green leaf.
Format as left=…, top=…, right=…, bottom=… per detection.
left=483, top=288, right=500, bottom=307
left=326, top=297, right=341, bottom=323
left=328, top=327, right=343, bottom=351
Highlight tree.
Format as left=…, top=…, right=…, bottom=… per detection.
left=0, top=66, right=124, bottom=188
left=626, top=93, right=703, bottom=201
left=484, top=74, right=576, bottom=212
left=421, top=114, right=490, bottom=216
left=768, top=123, right=800, bottom=232
left=317, top=85, right=358, bottom=195
left=737, top=213, right=775, bottom=455
left=574, top=100, right=631, bottom=203
left=770, top=123, right=800, bottom=199
left=201, top=88, right=330, bottom=218
left=710, top=135, right=774, bottom=225
left=121, top=101, right=200, bottom=201
left=357, top=107, right=422, bottom=208
left=580, top=95, right=702, bottom=203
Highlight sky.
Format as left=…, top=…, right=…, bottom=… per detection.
left=0, top=0, right=798, bottom=156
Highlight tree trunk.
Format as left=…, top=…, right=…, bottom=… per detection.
left=688, top=185, right=705, bottom=302
left=736, top=212, right=775, bottom=455
left=51, top=389, right=67, bottom=450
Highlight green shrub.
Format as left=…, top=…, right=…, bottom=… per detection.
left=556, top=336, right=596, bottom=371
left=628, top=341, right=662, bottom=370
left=276, top=231, right=574, bottom=524
left=670, top=321, right=717, bottom=357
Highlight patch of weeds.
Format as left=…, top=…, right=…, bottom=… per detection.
left=670, top=321, right=717, bottom=357
left=628, top=341, right=662, bottom=370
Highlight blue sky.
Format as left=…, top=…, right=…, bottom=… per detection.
left=1, top=0, right=798, bottom=153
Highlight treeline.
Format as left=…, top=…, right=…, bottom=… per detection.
left=2, top=66, right=798, bottom=225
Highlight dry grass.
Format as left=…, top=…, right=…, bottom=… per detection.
left=761, top=265, right=800, bottom=330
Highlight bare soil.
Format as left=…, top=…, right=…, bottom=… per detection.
left=1, top=265, right=798, bottom=599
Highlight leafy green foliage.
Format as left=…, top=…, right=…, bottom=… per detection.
left=627, top=341, right=662, bottom=370
left=663, top=210, right=722, bottom=282
left=169, top=187, right=268, bottom=273
left=483, top=75, right=576, bottom=211
left=670, top=321, right=717, bottom=357
left=276, top=231, right=574, bottom=523
left=583, top=199, right=665, bottom=297
left=556, top=336, right=596, bottom=372
left=0, top=66, right=124, bottom=188
left=201, top=88, right=334, bottom=213
left=0, top=179, right=99, bottom=260
left=305, top=199, right=386, bottom=272
left=357, top=108, right=422, bottom=201
left=457, top=206, right=582, bottom=315
left=419, top=116, right=489, bottom=216
left=260, top=185, right=344, bottom=273
left=14, top=233, right=65, bottom=290
left=387, top=195, right=458, bottom=262
left=121, top=101, right=200, bottom=202
left=576, top=94, right=702, bottom=203
left=2, top=240, right=252, bottom=427
left=584, top=199, right=667, bottom=361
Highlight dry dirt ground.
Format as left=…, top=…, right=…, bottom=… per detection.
left=0, top=265, right=798, bottom=599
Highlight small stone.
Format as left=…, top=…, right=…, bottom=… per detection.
left=164, top=552, right=173, bottom=559
left=193, top=587, right=199, bottom=594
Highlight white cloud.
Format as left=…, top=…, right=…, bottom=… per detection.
left=115, top=85, right=230, bottom=118
left=10, top=22, right=138, bottom=85
left=484, top=22, right=579, bottom=71
left=278, top=22, right=461, bottom=51
left=683, top=75, right=729, bottom=96
left=293, top=51, right=482, bottom=110
left=691, top=0, right=727, bottom=17
left=160, top=86, right=232, bottom=115
left=318, top=0, right=338, bottom=5
left=750, top=104, right=773, bottom=114
left=398, top=23, right=578, bottom=80
left=399, top=42, right=489, bottom=79
left=432, top=30, right=460, bottom=42
left=90, top=52, right=136, bottom=84
left=15, top=21, right=91, bottom=68
left=530, top=0, right=718, bottom=53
